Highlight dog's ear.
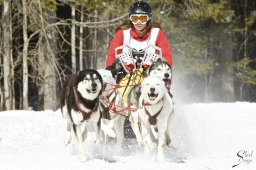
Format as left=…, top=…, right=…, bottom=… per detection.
left=96, top=70, right=104, bottom=95
left=156, top=58, right=161, bottom=62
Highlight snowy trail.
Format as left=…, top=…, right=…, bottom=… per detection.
left=0, top=102, right=256, bottom=170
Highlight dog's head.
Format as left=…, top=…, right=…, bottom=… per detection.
left=148, top=60, right=172, bottom=80
left=75, top=69, right=103, bottom=100
left=141, top=76, right=166, bottom=104
left=97, top=69, right=116, bottom=96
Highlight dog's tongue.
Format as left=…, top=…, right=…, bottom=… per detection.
left=149, top=93, right=157, bottom=100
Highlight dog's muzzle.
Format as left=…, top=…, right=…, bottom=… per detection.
left=148, top=87, right=158, bottom=101
left=87, top=82, right=98, bottom=93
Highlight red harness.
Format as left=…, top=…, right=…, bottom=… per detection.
left=74, top=97, right=95, bottom=120
left=73, top=87, right=98, bottom=121
left=142, top=99, right=163, bottom=125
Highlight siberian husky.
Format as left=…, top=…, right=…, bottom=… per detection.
left=129, top=60, right=173, bottom=146
left=147, top=60, right=172, bottom=93
left=97, top=69, right=126, bottom=149
left=60, top=69, right=103, bottom=161
left=138, top=76, right=174, bottom=162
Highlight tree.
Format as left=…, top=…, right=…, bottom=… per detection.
left=22, top=0, right=29, bottom=109
left=231, top=0, right=256, bottom=101
left=2, top=0, right=14, bottom=110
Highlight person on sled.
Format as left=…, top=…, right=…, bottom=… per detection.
left=105, top=1, right=173, bottom=108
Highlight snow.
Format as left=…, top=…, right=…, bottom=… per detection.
left=0, top=102, right=256, bottom=170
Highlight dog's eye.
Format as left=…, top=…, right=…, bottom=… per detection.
left=95, top=77, right=99, bottom=80
left=156, top=83, right=160, bottom=86
left=157, top=68, right=161, bottom=71
left=84, top=78, right=90, bottom=81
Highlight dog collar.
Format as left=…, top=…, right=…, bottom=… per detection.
left=141, top=98, right=163, bottom=107
left=75, top=98, right=98, bottom=120
left=142, top=100, right=152, bottom=106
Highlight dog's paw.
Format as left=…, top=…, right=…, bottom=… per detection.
left=136, top=136, right=145, bottom=147
left=64, top=134, right=71, bottom=146
left=156, top=154, right=165, bottom=163
left=148, top=142, right=157, bottom=151
left=137, top=140, right=144, bottom=147
left=156, top=148, right=165, bottom=162
left=105, top=129, right=116, bottom=138
left=94, top=139, right=104, bottom=146
left=79, top=154, right=88, bottom=162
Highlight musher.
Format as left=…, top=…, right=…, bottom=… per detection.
left=105, top=1, right=173, bottom=112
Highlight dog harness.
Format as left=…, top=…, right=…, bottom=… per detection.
left=142, top=99, right=163, bottom=125
left=73, top=87, right=99, bottom=121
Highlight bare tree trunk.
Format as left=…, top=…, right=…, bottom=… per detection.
left=0, top=22, right=3, bottom=110
left=22, top=0, right=29, bottom=110
left=79, top=7, right=84, bottom=71
left=2, top=0, right=13, bottom=110
left=93, top=10, right=98, bottom=68
left=38, top=0, right=58, bottom=110
left=71, top=4, right=76, bottom=72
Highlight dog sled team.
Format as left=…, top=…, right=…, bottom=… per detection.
left=60, top=1, right=175, bottom=162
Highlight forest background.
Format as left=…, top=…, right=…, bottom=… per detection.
left=0, top=0, right=256, bottom=111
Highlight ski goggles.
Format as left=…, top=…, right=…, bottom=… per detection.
left=129, top=14, right=149, bottom=24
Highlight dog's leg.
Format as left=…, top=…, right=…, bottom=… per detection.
left=129, top=111, right=143, bottom=146
left=71, top=124, right=87, bottom=162
left=141, top=123, right=157, bottom=151
left=81, top=124, right=88, bottom=142
left=101, top=119, right=116, bottom=138
left=93, top=122, right=103, bottom=145
left=156, top=123, right=167, bottom=162
left=114, top=116, right=125, bottom=150
left=165, top=110, right=174, bottom=147
left=64, top=120, right=72, bottom=146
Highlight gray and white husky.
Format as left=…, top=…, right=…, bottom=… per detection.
left=147, top=60, right=172, bottom=92
left=60, top=69, right=103, bottom=162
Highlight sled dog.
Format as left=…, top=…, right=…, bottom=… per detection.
left=97, top=69, right=126, bottom=148
left=60, top=69, right=103, bottom=161
left=138, top=76, right=174, bottom=162
left=129, top=60, right=172, bottom=145
left=147, top=60, right=172, bottom=92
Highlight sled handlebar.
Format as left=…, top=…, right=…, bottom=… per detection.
left=115, top=44, right=162, bottom=73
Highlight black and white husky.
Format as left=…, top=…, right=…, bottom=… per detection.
left=60, top=69, right=103, bottom=162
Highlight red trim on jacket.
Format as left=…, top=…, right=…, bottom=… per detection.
left=105, top=27, right=172, bottom=67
